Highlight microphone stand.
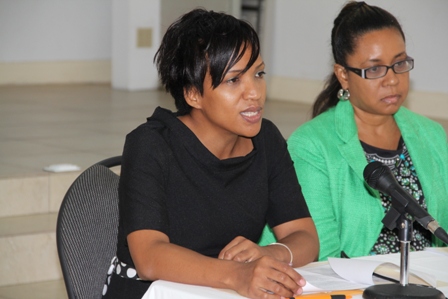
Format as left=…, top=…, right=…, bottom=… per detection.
left=362, top=207, right=444, bottom=299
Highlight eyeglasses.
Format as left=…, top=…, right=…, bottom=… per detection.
left=344, top=57, right=414, bottom=79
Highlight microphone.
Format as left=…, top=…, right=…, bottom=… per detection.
left=363, top=161, right=448, bottom=244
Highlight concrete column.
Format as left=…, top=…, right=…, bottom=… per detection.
left=111, top=0, right=160, bottom=90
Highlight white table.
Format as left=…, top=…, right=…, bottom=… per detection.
left=143, top=248, right=448, bottom=299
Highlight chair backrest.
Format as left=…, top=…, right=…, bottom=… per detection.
left=57, top=157, right=121, bottom=299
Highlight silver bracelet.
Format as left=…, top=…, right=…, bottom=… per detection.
left=268, top=242, right=293, bottom=266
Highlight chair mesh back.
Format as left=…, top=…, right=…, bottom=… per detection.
left=57, top=164, right=119, bottom=299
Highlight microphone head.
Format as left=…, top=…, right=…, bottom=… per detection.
left=363, top=161, right=392, bottom=191
left=364, top=162, right=436, bottom=230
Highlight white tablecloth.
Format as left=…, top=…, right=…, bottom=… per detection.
left=144, top=280, right=248, bottom=299
left=143, top=248, right=448, bottom=299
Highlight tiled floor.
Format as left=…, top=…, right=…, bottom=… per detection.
left=1, top=84, right=447, bottom=179
left=0, top=84, right=315, bottom=179
left=0, top=280, right=67, bottom=299
left=0, top=84, right=447, bottom=299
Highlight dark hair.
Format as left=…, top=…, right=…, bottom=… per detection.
left=312, top=1, right=405, bottom=117
left=154, top=8, right=260, bottom=115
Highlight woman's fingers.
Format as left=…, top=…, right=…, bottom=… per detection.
left=262, top=260, right=305, bottom=295
left=220, top=239, right=307, bottom=299
left=235, top=256, right=305, bottom=299
left=219, top=236, right=263, bottom=262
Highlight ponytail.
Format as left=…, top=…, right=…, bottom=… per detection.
left=312, top=73, right=341, bottom=118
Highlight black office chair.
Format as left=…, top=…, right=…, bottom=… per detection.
left=57, top=156, right=121, bottom=299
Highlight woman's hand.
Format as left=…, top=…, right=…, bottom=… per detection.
left=219, top=236, right=267, bottom=263
left=219, top=236, right=306, bottom=298
left=231, top=255, right=306, bottom=299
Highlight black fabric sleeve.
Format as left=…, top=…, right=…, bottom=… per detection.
left=118, top=124, right=171, bottom=238
left=262, top=120, right=311, bottom=228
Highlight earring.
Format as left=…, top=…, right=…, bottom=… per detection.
left=337, top=88, right=350, bottom=101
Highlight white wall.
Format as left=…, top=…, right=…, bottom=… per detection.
left=0, top=0, right=446, bottom=118
left=0, top=0, right=111, bottom=62
left=0, top=0, right=111, bottom=84
left=161, top=0, right=240, bottom=34
left=266, top=0, right=448, bottom=119
left=269, top=0, right=448, bottom=94
left=0, top=0, right=239, bottom=86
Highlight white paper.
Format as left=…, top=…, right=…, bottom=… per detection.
left=424, top=247, right=448, bottom=257
left=296, top=262, right=369, bottom=292
left=327, top=257, right=437, bottom=287
left=43, top=163, right=81, bottom=172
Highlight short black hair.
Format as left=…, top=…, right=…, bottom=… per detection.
left=154, top=8, right=260, bottom=115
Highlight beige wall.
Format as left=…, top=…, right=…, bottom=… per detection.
left=1, top=0, right=446, bottom=120
left=268, top=76, right=448, bottom=121
left=0, top=61, right=111, bottom=85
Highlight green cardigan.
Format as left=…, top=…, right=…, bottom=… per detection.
left=287, top=100, right=448, bottom=261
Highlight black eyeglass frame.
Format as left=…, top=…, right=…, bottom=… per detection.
left=344, top=57, right=414, bottom=79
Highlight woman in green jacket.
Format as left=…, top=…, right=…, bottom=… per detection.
left=288, top=1, right=448, bottom=261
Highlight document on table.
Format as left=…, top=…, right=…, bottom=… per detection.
left=297, top=262, right=369, bottom=293
left=424, top=246, right=448, bottom=257
left=297, top=254, right=437, bottom=293
left=327, top=257, right=436, bottom=287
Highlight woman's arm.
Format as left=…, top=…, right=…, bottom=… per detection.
left=128, top=229, right=306, bottom=299
left=272, top=217, right=319, bottom=266
left=218, top=218, right=318, bottom=267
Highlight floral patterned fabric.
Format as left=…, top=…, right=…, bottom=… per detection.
left=362, top=137, right=432, bottom=255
